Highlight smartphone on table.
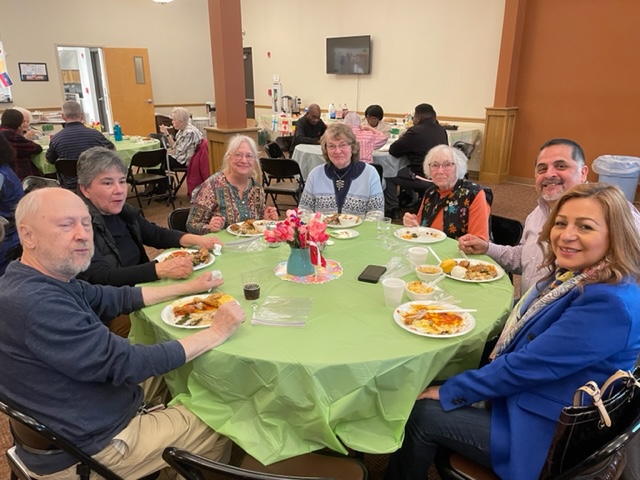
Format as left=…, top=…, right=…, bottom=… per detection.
left=358, top=265, right=387, bottom=284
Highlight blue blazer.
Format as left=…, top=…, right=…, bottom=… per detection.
left=440, top=280, right=640, bottom=480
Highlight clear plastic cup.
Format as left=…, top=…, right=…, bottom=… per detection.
left=382, top=278, right=406, bottom=308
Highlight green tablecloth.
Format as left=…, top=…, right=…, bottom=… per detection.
left=31, top=138, right=161, bottom=175
left=130, top=222, right=513, bottom=464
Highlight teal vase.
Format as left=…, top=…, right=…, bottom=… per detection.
left=286, top=247, right=315, bottom=276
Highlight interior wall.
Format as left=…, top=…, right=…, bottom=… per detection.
left=0, top=0, right=214, bottom=112
left=509, top=0, right=640, bottom=182
left=241, top=0, right=505, bottom=119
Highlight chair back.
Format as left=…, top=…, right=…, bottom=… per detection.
left=371, top=163, right=384, bottom=185
left=264, top=142, right=286, bottom=159
left=148, top=133, right=169, bottom=149
left=54, top=159, right=79, bottom=190
left=167, top=207, right=191, bottom=233
left=490, top=215, right=523, bottom=246
left=21, top=176, right=60, bottom=194
left=162, top=447, right=338, bottom=480
left=130, top=149, right=168, bottom=169
left=0, top=398, right=123, bottom=480
left=259, top=158, right=304, bottom=187
left=452, top=141, right=475, bottom=160
left=187, top=139, right=211, bottom=196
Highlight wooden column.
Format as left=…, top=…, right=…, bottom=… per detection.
left=480, top=0, right=527, bottom=183
left=206, top=0, right=258, bottom=173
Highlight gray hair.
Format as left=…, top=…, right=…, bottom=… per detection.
left=220, top=135, right=261, bottom=182
left=77, top=147, right=127, bottom=188
left=423, top=144, right=468, bottom=180
left=13, top=106, right=31, bottom=123
left=15, top=187, right=45, bottom=238
left=62, top=100, right=83, bottom=120
left=171, top=107, right=191, bottom=125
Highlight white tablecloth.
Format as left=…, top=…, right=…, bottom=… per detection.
left=291, top=144, right=409, bottom=180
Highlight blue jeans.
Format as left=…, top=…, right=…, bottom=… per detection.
left=383, top=399, right=492, bottom=480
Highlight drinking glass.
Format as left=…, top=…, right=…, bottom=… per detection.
left=377, top=217, right=392, bottom=239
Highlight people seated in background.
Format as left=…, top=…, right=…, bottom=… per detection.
left=46, top=100, right=115, bottom=189
left=160, top=107, right=203, bottom=167
left=384, top=103, right=448, bottom=218
left=363, top=104, right=392, bottom=138
left=403, top=145, right=490, bottom=240
left=0, top=108, right=43, bottom=180
left=0, top=187, right=245, bottom=479
left=385, top=183, right=640, bottom=480
left=343, top=112, right=387, bottom=164
left=289, top=103, right=327, bottom=155
left=187, top=135, right=278, bottom=233
left=458, top=138, right=640, bottom=297
left=76, top=147, right=222, bottom=288
left=298, top=123, right=384, bottom=221
left=13, top=106, right=41, bottom=140
left=0, top=135, right=24, bottom=275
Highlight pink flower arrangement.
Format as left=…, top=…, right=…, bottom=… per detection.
left=264, top=209, right=329, bottom=248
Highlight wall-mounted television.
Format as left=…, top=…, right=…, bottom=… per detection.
left=326, top=35, right=371, bottom=75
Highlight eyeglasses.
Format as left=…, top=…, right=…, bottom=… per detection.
left=233, top=152, right=256, bottom=161
left=326, top=142, right=351, bottom=151
left=429, top=162, right=455, bottom=171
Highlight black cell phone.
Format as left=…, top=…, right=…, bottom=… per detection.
left=358, top=265, right=387, bottom=284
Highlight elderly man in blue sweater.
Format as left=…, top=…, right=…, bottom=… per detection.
left=0, top=187, right=245, bottom=479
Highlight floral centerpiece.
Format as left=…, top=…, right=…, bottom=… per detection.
left=264, top=209, right=329, bottom=276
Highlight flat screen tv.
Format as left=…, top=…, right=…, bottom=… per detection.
left=326, top=35, right=371, bottom=75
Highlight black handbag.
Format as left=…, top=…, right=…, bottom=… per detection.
left=540, top=368, right=640, bottom=480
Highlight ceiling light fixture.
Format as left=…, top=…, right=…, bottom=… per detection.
left=153, top=0, right=174, bottom=4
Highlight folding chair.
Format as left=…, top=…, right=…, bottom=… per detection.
left=264, top=142, right=286, bottom=159
left=452, top=141, right=475, bottom=160
left=167, top=207, right=191, bottom=233
left=54, top=159, right=79, bottom=191
left=21, top=176, right=60, bottom=194
left=163, top=447, right=368, bottom=480
left=259, top=158, right=305, bottom=216
left=490, top=214, right=524, bottom=247
left=127, top=149, right=175, bottom=214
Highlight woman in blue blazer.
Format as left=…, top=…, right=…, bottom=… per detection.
left=385, top=183, right=640, bottom=480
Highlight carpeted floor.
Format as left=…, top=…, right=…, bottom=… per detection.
left=0, top=179, right=538, bottom=479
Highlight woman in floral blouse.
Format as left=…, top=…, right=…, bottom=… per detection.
left=402, top=145, right=491, bottom=240
left=187, top=135, right=278, bottom=234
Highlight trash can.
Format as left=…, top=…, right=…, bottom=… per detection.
left=592, top=155, right=640, bottom=202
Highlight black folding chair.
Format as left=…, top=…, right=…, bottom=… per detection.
left=452, top=141, right=475, bottom=160
left=259, top=158, right=305, bottom=215
left=490, top=214, right=523, bottom=246
left=167, top=207, right=190, bottom=233
left=21, top=176, right=60, bottom=194
left=54, top=159, right=79, bottom=191
left=264, top=142, right=286, bottom=159
left=127, top=149, right=175, bottom=213
left=163, top=447, right=368, bottom=480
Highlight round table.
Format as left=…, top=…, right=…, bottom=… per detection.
left=130, top=222, right=514, bottom=465
left=31, top=138, right=161, bottom=175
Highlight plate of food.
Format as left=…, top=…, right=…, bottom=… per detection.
left=323, top=213, right=363, bottom=228
left=440, top=258, right=504, bottom=283
left=226, top=219, right=267, bottom=236
left=154, top=247, right=215, bottom=270
left=394, top=301, right=475, bottom=338
left=394, top=227, right=446, bottom=244
left=161, top=292, right=236, bottom=329
left=328, top=229, right=359, bottom=239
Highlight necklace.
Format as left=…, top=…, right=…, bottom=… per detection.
left=332, top=164, right=353, bottom=191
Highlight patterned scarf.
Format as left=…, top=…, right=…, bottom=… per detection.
left=419, top=179, right=482, bottom=238
left=491, top=263, right=606, bottom=359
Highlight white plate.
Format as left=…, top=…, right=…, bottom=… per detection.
left=226, top=220, right=267, bottom=236
left=394, top=227, right=446, bottom=244
left=154, top=249, right=215, bottom=271
left=161, top=294, right=230, bottom=329
left=393, top=301, right=476, bottom=338
left=328, top=229, right=359, bottom=239
left=324, top=214, right=363, bottom=229
left=443, top=258, right=505, bottom=283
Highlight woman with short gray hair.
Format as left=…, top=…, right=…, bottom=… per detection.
left=76, top=147, right=221, bottom=290
left=159, top=107, right=203, bottom=166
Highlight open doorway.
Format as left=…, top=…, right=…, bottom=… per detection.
left=57, top=46, right=112, bottom=132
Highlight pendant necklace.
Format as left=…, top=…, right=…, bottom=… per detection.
left=333, top=164, right=353, bottom=191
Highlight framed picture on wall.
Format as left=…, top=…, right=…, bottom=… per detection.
left=18, top=62, right=49, bottom=82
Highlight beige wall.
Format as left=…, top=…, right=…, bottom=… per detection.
left=1, top=0, right=504, bottom=121
left=241, top=0, right=505, bottom=119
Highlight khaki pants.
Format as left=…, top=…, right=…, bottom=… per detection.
left=30, top=405, right=230, bottom=480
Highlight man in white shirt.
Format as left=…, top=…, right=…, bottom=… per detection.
left=458, top=138, right=640, bottom=297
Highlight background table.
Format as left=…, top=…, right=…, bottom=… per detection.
left=130, top=222, right=513, bottom=465
left=291, top=144, right=409, bottom=180
left=31, top=138, right=161, bottom=175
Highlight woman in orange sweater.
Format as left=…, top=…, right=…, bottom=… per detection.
left=403, top=145, right=490, bottom=240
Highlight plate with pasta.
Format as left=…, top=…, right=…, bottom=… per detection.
left=393, top=301, right=475, bottom=338
left=161, top=292, right=236, bottom=329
